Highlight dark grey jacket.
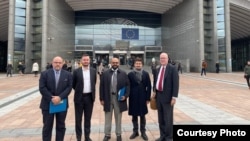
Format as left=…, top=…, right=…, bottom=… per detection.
left=100, top=68, right=130, bottom=112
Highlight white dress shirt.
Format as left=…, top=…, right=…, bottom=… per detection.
left=82, top=67, right=91, bottom=93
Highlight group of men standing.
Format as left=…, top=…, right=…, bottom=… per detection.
left=39, top=52, right=179, bottom=141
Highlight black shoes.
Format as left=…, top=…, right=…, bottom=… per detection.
left=103, top=136, right=111, bottom=141
left=129, top=132, right=139, bottom=139
left=103, top=135, right=122, bottom=141
left=130, top=132, right=148, bottom=140
left=117, top=135, right=122, bottom=141
left=85, top=137, right=92, bottom=141
left=141, top=132, right=148, bottom=140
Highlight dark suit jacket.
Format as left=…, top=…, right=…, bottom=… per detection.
left=128, top=70, right=151, bottom=116
left=100, top=68, right=130, bottom=112
left=72, top=67, right=97, bottom=102
left=39, top=68, right=73, bottom=110
left=153, top=64, right=179, bottom=102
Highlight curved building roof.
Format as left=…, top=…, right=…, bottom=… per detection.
left=0, top=0, right=250, bottom=41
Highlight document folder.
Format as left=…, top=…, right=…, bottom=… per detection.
left=49, top=99, right=67, bottom=114
left=118, top=87, right=126, bottom=101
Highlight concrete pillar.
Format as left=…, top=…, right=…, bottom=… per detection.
left=224, top=0, right=232, bottom=72
left=41, top=0, right=49, bottom=71
left=7, top=0, right=15, bottom=65
left=25, top=0, right=32, bottom=73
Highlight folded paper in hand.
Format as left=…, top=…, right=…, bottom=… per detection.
left=49, top=99, right=67, bottom=114
left=118, top=87, right=126, bottom=101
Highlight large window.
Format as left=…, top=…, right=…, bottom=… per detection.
left=14, top=0, right=26, bottom=52
left=216, top=0, right=226, bottom=71
left=75, top=10, right=162, bottom=50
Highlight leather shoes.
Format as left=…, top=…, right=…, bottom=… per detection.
left=117, top=135, right=122, bottom=141
left=141, top=132, right=148, bottom=140
left=85, top=137, right=92, bottom=141
left=103, top=136, right=111, bottom=141
left=129, top=132, right=139, bottom=139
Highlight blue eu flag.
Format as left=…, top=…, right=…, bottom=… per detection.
left=122, top=28, right=139, bottom=40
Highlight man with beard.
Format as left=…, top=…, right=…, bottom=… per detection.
left=100, top=57, right=130, bottom=141
left=39, top=56, right=72, bottom=141
left=128, top=58, right=151, bottom=140
left=72, top=54, right=97, bottom=141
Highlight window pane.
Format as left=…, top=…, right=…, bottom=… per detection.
left=15, top=16, right=25, bottom=25
left=15, top=25, right=25, bottom=33
left=16, top=0, right=26, bottom=8
left=15, top=8, right=26, bottom=16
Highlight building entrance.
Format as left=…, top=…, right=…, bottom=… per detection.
left=95, top=54, right=109, bottom=67
left=113, top=54, right=127, bottom=65
left=0, top=42, right=7, bottom=72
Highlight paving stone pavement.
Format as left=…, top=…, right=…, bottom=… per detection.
left=0, top=66, right=250, bottom=141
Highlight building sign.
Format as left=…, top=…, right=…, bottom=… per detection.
left=115, top=40, right=129, bottom=50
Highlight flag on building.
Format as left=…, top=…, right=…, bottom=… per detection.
left=122, top=28, right=139, bottom=40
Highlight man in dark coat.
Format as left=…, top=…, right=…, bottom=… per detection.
left=128, top=58, right=151, bottom=140
left=99, top=57, right=130, bottom=141
left=153, top=52, right=179, bottom=141
left=72, top=54, right=97, bottom=141
left=6, top=63, right=13, bottom=77
left=39, top=56, right=72, bottom=141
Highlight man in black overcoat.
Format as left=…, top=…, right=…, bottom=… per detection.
left=128, top=58, right=151, bottom=140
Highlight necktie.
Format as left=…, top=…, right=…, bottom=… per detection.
left=55, top=71, right=59, bottom=89
left=112, top=71, right=117, bottom=93
left=158, top=67, right=165, bottom=91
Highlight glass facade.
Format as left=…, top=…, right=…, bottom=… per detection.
left=75, top=10, right=162, bottom=51
left=31, top=0, right=42, bottom=64
left=13, top=0, right=26, bottom=71
left=216, top=0, right=226, bottom=71
left=232, top=38, right=250, bottom=71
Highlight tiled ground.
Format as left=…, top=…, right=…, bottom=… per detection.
left=0, top=68, right=249, bottom=141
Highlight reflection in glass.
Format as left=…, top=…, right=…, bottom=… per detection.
left=15, top=25, right=26, bottom=33
left=217, top=0, right=224, bottom=7
left=16, top=0, right=26, bottom=8
left=217, top=15, right=224, bottom=21
left=217, top=8, right=224, bottom=14
left=75, top=10, right=162, bottom=50
left=14, top=33, right=25, bottom=39
left=217, top=30, right=225, bottom=37
left=15, top=17, right=25, bottom=25
left=217, top=22, right=225, bottom=29
left=15, top=8, right=26, bottom=16
left=216, top=0, right=226, bottom=71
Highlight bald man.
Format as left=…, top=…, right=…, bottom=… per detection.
left=100, top=57, right=130, bottom=141
left=153, top=52, right=179, bottom=141
left=39, top=56, right=73, bottom=141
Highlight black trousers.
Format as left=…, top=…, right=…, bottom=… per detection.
left=42, top=110, right=67, bottom=141
left=74, top=93, right=94, bottom=140
left=132, top=115, right=146, bottom=133
left=157, top=93, right=174, bottom=141
left=245, top=75, right=250, bottom=87
left=201, top=68, right=206, bottom=76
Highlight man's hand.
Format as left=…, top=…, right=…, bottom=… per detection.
left=51, top=96, right=61, bottom=105
left=171, top=98, right=176, bottom=106
left=100, top=100, right=104, bottom=106
left=120, top=96, right=126, bottom=101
